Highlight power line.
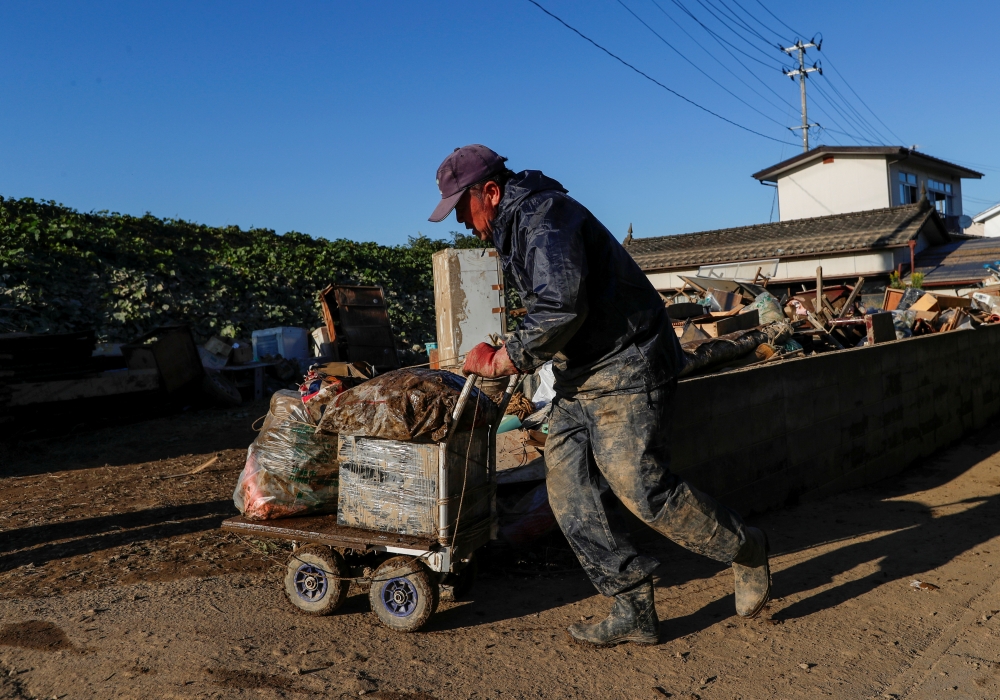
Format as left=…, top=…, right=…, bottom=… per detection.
left=751, top=0, right=802, bottom=38
left=650, top=0, right=799, bottom=116
left=702, top=0, right=775, bottom=45
left=819, top=52, right=906, bottom=145
left=725, top=0, right=792, bottom=43
left=645, top=0, right=798, bottom=118
left=615, top=0, right=790, bottom=128
left=816, top=69, right=893, bottom=144
left=689, top=0, right=787, bottom=67
left=810, top=81, right=885, bottom=145
left=524, top=0, right=798, bottom=145
left=747, top=0, right=906, bottom=145
left=665, top=0, right=785, bottom=72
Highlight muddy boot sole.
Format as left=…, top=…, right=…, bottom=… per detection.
left=566, top=629, right=660, bottom=648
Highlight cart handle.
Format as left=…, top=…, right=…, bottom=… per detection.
left=451, top=373, right=523, bottom=424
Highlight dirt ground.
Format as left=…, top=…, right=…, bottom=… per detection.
left=2, top=404, right=1000, bottom=699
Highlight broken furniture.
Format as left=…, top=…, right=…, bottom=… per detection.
left=319, top=284, right=400, bottom=372
left=431, top=248, right=507, bottom=371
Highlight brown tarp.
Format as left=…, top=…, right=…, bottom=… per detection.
left=317, top=368, right=498, bottom=443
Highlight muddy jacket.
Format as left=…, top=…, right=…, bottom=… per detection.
left=494, top=170, right=684, bottom=398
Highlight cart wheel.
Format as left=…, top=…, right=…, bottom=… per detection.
left=368, top=556, right=438, bottom=632
left=283, top=545, right=350, bottom=615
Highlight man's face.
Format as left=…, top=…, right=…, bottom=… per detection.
left=455, top=181, right=501, bottom=242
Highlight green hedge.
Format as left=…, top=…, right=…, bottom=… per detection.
left=0, top=196, right=485, bottom=348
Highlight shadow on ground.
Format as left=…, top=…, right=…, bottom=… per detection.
left=0, top=401, right=268, bottom=477
left=425, top=422, right=1000, bottom=637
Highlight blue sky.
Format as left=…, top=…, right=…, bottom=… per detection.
left=1, top=1, right=997, bottom=245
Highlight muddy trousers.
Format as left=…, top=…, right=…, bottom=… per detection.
left=545, top=386, right=750, bottom=596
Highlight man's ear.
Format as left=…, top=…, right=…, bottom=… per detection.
left=483, top=181, right=502, bottom=207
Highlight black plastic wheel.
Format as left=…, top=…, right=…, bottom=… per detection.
left=368, top=556, right=439, bottom=632
left=283, top=545, right=350, bottom=615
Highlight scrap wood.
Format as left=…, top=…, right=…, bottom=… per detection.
left=837, top=277, right=863, bottom=318
left=157, top=455, right=219, bottom=480
left=806, top=312, right=845, bottom=350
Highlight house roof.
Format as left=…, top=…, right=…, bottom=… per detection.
left=973, top=202, right=1000, bottom=223
left=623, top=200, right=950, bottom=272
left=751, top=146, right=984, bottom=182
left=909, top=236, right=1000, bottom=286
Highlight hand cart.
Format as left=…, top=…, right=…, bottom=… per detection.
left=222, top=373, right=519, bottom=633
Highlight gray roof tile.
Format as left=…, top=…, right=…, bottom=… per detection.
left=624, top=201, right=949, bottom=272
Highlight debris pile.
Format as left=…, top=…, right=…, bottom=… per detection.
left=664, top=271, right=998, bottom=377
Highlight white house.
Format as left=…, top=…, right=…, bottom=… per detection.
left=970, top=203, right=1000, bottom=237
left=751, top=146, right=983, bottom=231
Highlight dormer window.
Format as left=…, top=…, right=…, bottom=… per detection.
left=927, top=179, right=954, bottom=216
left=899, top=172, right=919, bottom=204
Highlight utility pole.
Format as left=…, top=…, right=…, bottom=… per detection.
left=781, top=39, right=822, bottom=152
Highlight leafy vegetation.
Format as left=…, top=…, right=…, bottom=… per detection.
left=0, top=196, right=483, bottom=348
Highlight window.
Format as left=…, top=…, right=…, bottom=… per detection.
left=927, top=179, right=954, bottom=216
left=899, top=172, right=918, bottom=204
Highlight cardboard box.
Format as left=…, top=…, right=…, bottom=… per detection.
left=695, top=309, right=760, bottom=338
left=908, top=293, right=940, bottom=313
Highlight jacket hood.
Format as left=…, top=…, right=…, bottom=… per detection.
left=493, top=170, right=567, bottom=254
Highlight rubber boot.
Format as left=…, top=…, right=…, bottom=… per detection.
left=732, top=526, right=771, bottom=618
left=567, top=578, right=659, bottom=646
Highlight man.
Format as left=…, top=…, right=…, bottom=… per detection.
left=428, top=144, right=770, bottom=646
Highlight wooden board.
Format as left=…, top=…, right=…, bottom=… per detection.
left=883, top=288, right=905, bottom=312
left=929, top=293, right=973, bottom=310
left=221, top=514, right=436, bottom=551
left=695, top=308, right=760, bottom=338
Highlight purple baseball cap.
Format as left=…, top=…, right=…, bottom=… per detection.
left=428, top=144, right=508, bottom=222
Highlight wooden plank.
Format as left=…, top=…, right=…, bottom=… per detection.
left=7, top=369, right=160, bottom=407
left=883, top=287, right=905, bottom=311
left=221, top=514, right=437, bottom=550
left=837, top=277, right=865, bottom=319
left=692, top=309, right=760, bottom=338
left=816, top=267, right=823, bottom=321
left=806, top=312, right=845, bottom=350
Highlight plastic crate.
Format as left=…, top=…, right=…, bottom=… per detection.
left=251, top=327, right=309, bottom=361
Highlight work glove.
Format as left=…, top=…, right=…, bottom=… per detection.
left=462, top=342, right=518, bottom=378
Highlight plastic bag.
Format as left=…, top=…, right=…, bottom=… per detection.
left=891, top=310, right=916, bottom=339
left=742, top=291, right=785, bottom=325
left=233, top=390, right=339, bottom=520
left=531, top=361, right=556, bottom=407
left=317, top=368, right=497, bottom=443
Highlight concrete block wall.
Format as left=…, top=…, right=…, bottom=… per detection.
left=672, top=324, right=1000, bottom=514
